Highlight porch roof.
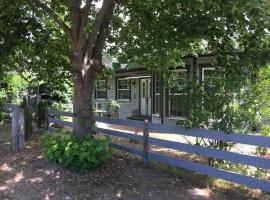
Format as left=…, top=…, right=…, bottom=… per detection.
left=119, top=75, right=151, bottom=80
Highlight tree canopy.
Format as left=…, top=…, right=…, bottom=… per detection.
left=1, top=0, right=270, bottom=136
left=115, top=0, right=270, bottom=73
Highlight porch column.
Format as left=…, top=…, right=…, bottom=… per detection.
left=160, top=77, right=164, bottom=124
left=151, top=73, right=154, bottom=122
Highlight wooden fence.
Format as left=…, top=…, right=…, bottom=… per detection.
left=4, top=104, right=25, bottom=150
left=47, top=109, right=270, bottom=192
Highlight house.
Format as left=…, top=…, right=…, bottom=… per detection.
left=93, top=55, right=214, bottom=125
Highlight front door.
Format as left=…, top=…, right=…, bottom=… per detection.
left=140, top=79, right=151, bottom=116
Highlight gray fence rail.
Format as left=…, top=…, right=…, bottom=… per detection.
left=47, top=109, right=270, bottom=192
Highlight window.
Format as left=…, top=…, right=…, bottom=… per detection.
left=95, top=79, right=107, bottom=99
left=154, top=77, right=161, bottom=115
left=117, top=78, right=131, bottom=100
left=201, top=66, right=215, bottom=113
left=201, top=67, right=215, bottom=93
left=168, top=70, right=188, bottom=117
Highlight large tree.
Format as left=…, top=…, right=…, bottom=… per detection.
left=6, top=0, right=270, bottom=138
left=29, top=0, right=116, bottom=137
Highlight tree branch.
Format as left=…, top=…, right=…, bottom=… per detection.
left=34, top=0, right=72, bottom=41
left=87, top=0, right=115, bottom=57
left=92, top=3, right=115, bottom=60
left=68, top=0, right=82, bottom=42
left=79, top=0, right=93, bottom=37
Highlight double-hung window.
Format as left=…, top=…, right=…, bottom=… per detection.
left=202, top=67, right=215, bottom=92
left=201, top=66, right=215, bottom=113
left=168, top=69, right=188, bottom=118
left=117, top=78, right=131, bottom=100
left=95, top=79, right=107, bottom=100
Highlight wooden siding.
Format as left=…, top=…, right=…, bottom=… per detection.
left=93, top=71, right=149, bottom=119
left=93, top=56, right=214, bottom=124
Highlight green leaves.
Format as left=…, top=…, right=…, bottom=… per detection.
left=41, top=131, right=113, bottom=174
left=112, top=0, right=270, bottom=80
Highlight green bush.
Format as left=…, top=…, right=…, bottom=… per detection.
left=260, top=125, right=270, bottom=137
left=41, top=131, right=113, bottom=173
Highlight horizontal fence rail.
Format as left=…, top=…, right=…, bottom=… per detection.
left=94, top=116, right=144, bottom=129
left=95, top=128, right=144, bottom=142
left=110, top=142, right=143, bottom=157
left=149, top=137, right=270, bottom=170
left=148, top=152, right=270, bottom=192
left=149, top=123, right=270, bottom=148
left=48, top=109, right=74, bottom=117
left=4, top=104, right=21, bottom=110
left=47, top=109, right=270, bottom=192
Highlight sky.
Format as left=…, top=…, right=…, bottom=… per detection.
left=82, top=0, right=103, bottom=8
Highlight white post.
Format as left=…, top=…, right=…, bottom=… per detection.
left=11, top=109, right=18, bottom=151
left=11, top=108, right=25, bottom=151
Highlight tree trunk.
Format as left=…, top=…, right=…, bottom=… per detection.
left=33, top=0, right=116, bottom=138
left=72, top=59, right=99, bottom=138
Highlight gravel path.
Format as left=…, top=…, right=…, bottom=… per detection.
left=0, top=124, right=268, bottom=200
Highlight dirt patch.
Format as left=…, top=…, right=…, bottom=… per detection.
left=0, top=125, right=269, bottom=200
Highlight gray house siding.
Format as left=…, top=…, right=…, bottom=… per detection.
left=93, top=70, right=150, bottom=119
left=117, top=78, right=140, bottom=119
left=93, top=56, right=214, bottom=125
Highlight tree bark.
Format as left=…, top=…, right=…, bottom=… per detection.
left=34, top=0, right=116, bottom=138
left=71, top=57, right=100, bottom=138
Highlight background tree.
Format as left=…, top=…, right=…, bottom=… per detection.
left=113, top=0, right=270, bottom=129
left=110, top=0, right=270, bottom=162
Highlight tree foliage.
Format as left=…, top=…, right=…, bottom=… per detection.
left=0, top=0, right=72, bottom=102
left=108, top=1, right=270, bottom=163
left=114, top=0, right=270, bottom=72
left=2, top=0, right=270, bottom=138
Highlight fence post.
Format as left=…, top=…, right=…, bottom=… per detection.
left=11, top=107, right=25, bottom=151
left=45, top=108, right=49, bottom=131
left=143, top=119, right=149, bottom=163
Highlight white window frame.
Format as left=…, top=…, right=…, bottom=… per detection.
left=202, top=67, right=215, bottom=82
left=201, top=67, right=215, bottom=115
left=95, top=79, right=107, bottom=100
left=168, top=69, right=188, bottom=118
left=117, top=78, right=131, bottom=101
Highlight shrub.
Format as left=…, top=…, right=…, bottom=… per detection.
left=260, top=124, right=270, bottom=137
left=41, top=131, right=113, bottom=173
left=257, top=125, right=270, bottom=155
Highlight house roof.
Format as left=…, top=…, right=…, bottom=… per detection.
left=105, top=54, right=215, bottom=73
left=113, top=62, right=146, bottom=73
